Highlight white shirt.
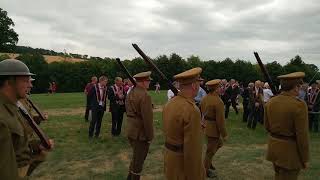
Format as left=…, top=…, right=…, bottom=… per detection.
left=263, top=88, right=273, bottom=103
left=167, top=90, right=175, bottom=100
left=127, top=86, right=134, bottom=95
left=98, top=83, right=104, bottom=105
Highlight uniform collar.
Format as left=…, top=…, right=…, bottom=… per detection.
left=280, top=91, right=296, bottom=97
left=209, top=91, right=219, bottom=96
left=178, top=91, right=195, bottom=102
left=134, top=85, right=147, bottom=92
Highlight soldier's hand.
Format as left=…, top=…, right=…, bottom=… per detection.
left=255, top=102, right=260, bottom=107
left=43, top=112, right=49, bottom=120
left=303, top=162, right=309, bottom=170
left=39, top=139, right=54, bottom=150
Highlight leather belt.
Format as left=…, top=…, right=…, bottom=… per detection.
left=204, top=116, right=216, bottom=121
left=165, top=142, right=183, bottom=153
left=270, top=133, right=296, bottom=141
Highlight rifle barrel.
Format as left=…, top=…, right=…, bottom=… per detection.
left=132, top=43, right=179, bottom=95
left=254, top=52, right=278, bottom=95
left=115, top=58, right=136, bottom=86
left=18, top=105, right=51, bottom=149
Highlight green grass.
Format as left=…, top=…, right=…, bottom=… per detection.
left=29, top=92, right=320, bottom=180
left=30, top=90, right=168, bottom=110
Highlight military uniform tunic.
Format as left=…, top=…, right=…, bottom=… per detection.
left=126, top=86, right=154, bottom=141
left=0, top=93, right=31, bottom=179
left=200, top=92, right=227, bottom=173
left=264, top=91, right=309, bottom=179
left=19, top=98, right=45, bottom=176
left=162, top=92, right=205, bottom=180
left=125, top=86, right=154, bottom=177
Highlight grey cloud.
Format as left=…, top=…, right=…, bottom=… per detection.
left=0, top=0, right=319, bottom=67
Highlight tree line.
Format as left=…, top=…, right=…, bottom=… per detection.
left=0, top=52, right=319, bottom=93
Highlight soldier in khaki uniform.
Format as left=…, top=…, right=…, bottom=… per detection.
left=125, top=71, right=154, bottom=180
left=200, top=79, right=228, bottom=178
left=0, top=59, right=34, bottom=179
left=18, top=78, right=51, bottom=176
left=264, top=72, right=309, bottom=180
left=162, top=67, right=205, bottom=180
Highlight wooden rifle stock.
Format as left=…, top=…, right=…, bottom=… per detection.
left=115, top=58, right=136, bottom=86
left=254, top=52, right=278, bottom=95
left=132, top=43, right=179, bottom=96
left=26, top=97, right=46, bottom=121
left=18, top=104, right=51, bottom=149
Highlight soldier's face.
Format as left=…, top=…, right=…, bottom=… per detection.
left=27, top=79, right=34, bottom=94
left=192, top=81, right=200, bottom=97
left=15, top=76, right=32, bottom=99
left=144, top=80, right=151, bottom=89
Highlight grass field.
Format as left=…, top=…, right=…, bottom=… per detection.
left=29, top=91, right=320, bottom=180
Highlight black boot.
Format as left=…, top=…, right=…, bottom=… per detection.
left=209, top=164, right=216, bottom=170
left=131, top=174, right=140, bottom=180
left=127, top=173, right=131, bottom=180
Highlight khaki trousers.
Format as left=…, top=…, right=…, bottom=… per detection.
left=273, top=164, right=300, bottom=180
left=128, top=138, right=150, bottom=179
left=204, top=137, right=222, bottom=173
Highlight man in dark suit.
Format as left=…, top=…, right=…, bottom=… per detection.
left=224, top=79, right=240, bottom=119
left=241, top=82, right=251, bottom=122
left=108, top=77, right=126, bottom=136
left=247, top=80, right=264, bottom=129
left=84, top=76, right=97, bottom=122
left=88, top=76, right=108, bottom=138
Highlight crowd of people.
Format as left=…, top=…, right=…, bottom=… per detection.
left=82, top=67, right=313, bottom=180
left=0, top=57, right=314, bottom=180
left=168, top=78, right=319, bottom=133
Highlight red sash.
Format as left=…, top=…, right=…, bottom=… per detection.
left=111, top=85, right=124, bottom=105
left=308, top=88, right=320, bottom=105
left=95, top=84, right=106, bottom=106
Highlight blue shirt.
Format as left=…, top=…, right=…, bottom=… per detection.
left=298, top=90, right=306, bottom=101
left=194, top=87, right=207, bottom=104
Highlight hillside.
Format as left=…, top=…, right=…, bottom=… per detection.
left=0, top=53, right=85, bottom=63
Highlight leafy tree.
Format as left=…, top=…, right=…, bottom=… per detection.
left=0, top=53, right=10, bottom=61
left=0, top=8, right=19, bottom=52
left=265, top=61, right=284, bottom=86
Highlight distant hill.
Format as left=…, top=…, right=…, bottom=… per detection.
left=0, top=52, right=85, bottom=63
left=0, top=45, right=89, bottom=63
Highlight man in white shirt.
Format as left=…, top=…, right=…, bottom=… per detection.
left=167, top=81, right=179, bottom=101
left=263, top=82, right=274, bottom=103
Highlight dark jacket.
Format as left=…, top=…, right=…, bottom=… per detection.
left=108, top=85, right=126, bottom=112
left=88, top=83, right=108, bottom=111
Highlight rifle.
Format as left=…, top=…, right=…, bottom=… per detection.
left=132, top=43, right=179, bottom=96
left=26, top=97, right=46, bottom=121
left=17, top=103, right=51, bottom=150
left=254, top=52, right=278, bottom=95
left=115, top=58, right=136, bottom=86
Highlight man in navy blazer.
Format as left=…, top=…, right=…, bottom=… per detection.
left=108, top=77, right=126, bottom=136
left=88, top=76, right=108, bottom=138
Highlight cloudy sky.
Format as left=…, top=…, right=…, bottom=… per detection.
left=1, top=0, right=320, bottom=66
